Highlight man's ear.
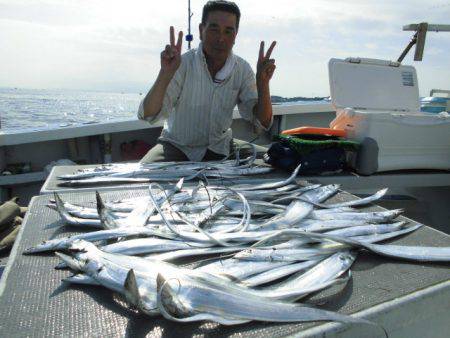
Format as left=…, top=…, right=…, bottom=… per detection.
left=199, top=23, right=204, bottom=41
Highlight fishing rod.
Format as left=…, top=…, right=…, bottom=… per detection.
left=186, top=0, right=194, bottom=49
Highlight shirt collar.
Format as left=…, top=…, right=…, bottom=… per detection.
left=197, top=42, right=236, bottom=83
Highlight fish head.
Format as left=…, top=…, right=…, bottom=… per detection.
left=23, top=238, right=62, bottom=254
left=338, top=251, right=356, bottom=265
left=83, top=258, right=105, bottom=275
left=55, top=252, right=86, bottom=271
left=67, top=240, right=97, bottom=253
left=123, top=269, right=159, bottom=316
left=233, top=248, right=253, bottom=260
left=156, top=273, right=191, bottom=318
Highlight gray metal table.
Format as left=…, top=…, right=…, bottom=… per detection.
left=302, top=170, right=450, bottom=190
left=1, top=188, right=449, bottom=337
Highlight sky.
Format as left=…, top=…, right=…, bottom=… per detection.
left=0, top=0, right=449, bottom=97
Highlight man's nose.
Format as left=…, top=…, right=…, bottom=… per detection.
left=217, top=31, right=226, bottom=43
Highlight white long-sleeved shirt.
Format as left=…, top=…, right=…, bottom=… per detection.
left=138, top=45, right=272, bottom=161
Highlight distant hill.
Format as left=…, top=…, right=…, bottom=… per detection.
left=271, top=95, right=329, bottom=103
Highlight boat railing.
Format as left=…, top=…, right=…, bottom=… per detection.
left=430, top=89, right=450, bottom=98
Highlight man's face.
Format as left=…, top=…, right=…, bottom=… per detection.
left=199, top=10, right=237, bottom=62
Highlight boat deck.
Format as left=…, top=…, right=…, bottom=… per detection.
left=0, top=187, right=449, bottom=337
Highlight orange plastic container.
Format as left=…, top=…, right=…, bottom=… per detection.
left=281, top=126, right=346, bottom=137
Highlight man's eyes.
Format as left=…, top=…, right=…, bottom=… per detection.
left=208, top=27, right=235, bottom=35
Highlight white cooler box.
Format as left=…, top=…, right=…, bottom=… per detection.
left=328, top=57, right=450, bottom=175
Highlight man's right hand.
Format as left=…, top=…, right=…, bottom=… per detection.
left=140, top=27, right=183, bottom=119
left=161, top=26, right=183, bottom=76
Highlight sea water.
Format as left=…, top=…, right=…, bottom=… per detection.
left=0, top=88, right=329, bottom=132
left=0, top=88, right=140, bottom=132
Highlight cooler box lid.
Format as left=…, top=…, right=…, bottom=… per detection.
left=328, top=58, right=420, bottom=112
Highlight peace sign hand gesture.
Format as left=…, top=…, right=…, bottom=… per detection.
left=161, top=26, right=183, bottom=76
left=256, top=41, right=276, bottom=87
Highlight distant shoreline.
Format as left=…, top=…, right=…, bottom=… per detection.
left=271, top=95, right=330, bottom=103
left=1, top=87, right=330, bottom=101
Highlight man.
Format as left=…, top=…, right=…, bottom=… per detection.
left=138, top=0, right=276, bottom=163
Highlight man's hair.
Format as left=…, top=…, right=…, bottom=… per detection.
left=201, top=1, right=241, bottom=30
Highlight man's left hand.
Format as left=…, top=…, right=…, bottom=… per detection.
left=256, top=41, right=276, bottom=87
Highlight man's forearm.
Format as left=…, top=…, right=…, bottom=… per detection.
left=142, top=70, right=174, bottom=118
left=254, top=83, right=273, bottom=129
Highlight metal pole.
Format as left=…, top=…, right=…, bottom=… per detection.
left=188, top=0, right=191, bottom=49
left=186, top=0, right=193, bottom=49
left=397, top=31, right=418, bottom=63
left=398, top=22, right=450, bottom=63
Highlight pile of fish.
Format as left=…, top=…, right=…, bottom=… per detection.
left=57, top=150, right=272, bottom=187
left=25, top=164, right=450, bottom=329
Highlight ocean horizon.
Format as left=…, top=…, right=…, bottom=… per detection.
left=0, top=87, right=330, bottom=133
